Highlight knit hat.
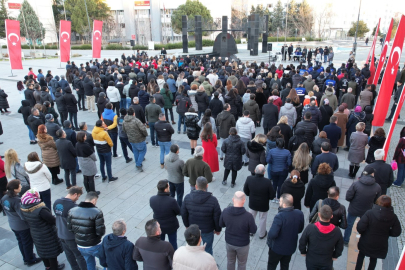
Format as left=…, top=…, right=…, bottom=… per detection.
left=99, top=92, right=106, bottom=98
left=354, top=105, right=362, bottom=112
left=45, top=114, right=53, bottom=121
left=324, top=98, right=329, bottom=105
left=194, top=146, right=204, bottom=157
left=363, top=165, right=375, bottom=175
left=21, top=189, right=41, bottom=205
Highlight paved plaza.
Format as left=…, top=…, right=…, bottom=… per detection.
left=0, top=41, right=404, bottom=270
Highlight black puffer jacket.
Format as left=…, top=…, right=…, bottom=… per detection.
left=346, top=175, right=381, bottom=217
left=280, top=179, right=306, bottom=210
left=150, top=192, right=180, bottom=235
left=55, top=91, right=67, bottom=112
left=181, top=190, right=222, bottom=233
left=246, top=140, right=266, bottom=173
left=222, top=134, right=246, bottom=171
left=21, top=202, right=63, bottom=258
left=184, top=112, right=200, bottom=140
left=288, top=128, right=307, bottom=153
left=311, top=137, right=330, bottom=158
left=0, top=89, right=9, bottom=109
left=63, top=88, right=78, bottom=113
left=295, top=120, right=318, bottom=147
left=18, top=100, right=31, bottom=125
left=67, top=201, right=106, bottom=247
left=309, top=198, right=347, bottom=229
left=365, top=136, right=385, bottom=163
left=304, top=174, right=336, bottom=211
left=195, top=91, right=209, bottom=113
left=40, top=91, right=53, bottom=105
left=225, top=94, right=242, bottom=118
left=209, top=96, right=223, bottom=118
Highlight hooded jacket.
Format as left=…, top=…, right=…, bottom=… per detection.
left=102, top=108, right=118, bottom=133
left=150, top=192, right=180, bottom=234
left=164, top=152, right=185, bottom=184
left=1, top=194, right=29, bottom=231
left=181, top=190, right=222, bottom=233
left=309, top=198, right=347, bottom=229
left=92, top=126, right=113, bottom=153
left=38, top=135, right=60, bottom=168
left=346, top=174, right=382, bottom=217
left=122, top=115, right=148, bottom=143
left=63, top=88, right=78, bottom=113
left=18, top=100, right=32, bottom=125
left=27, top=114, right=44, bottom=136
left=99, top=234, right=138, bottom=270
left=279, top=103, right=297, bottom=126
left=280, top=179, right=306, bottom=211
left=24, top=161, right=51, bottom=192
left=106, top=86, right=121, bottom=102
left=288, top=128, right=307, bottom=153
left=219, top=206, right=257, bottom=247
left=208, top=96, right=223, bottom=119
left=304, top=174, right=336, bottom=211
left=320, top=90, right=338, bottom=111
left=173, top=244, right=218, bottom=270
left=243, top=99, right=261, bottom=122
left=216, top=110, right=236, bottom=139
left=367, top=160, right=393, bottom=195
left=138, top=90, right=150, bottom=110
left=246, top=141, right=266, bottom=173
left=296, top=119, right=318, bottom=147
left=222, top=134, right=246, bottom=171
left=235, top=116, right=255, bottom=140
left=195, top=91, right=209, bottom=113
left=182, top=156, right=212, bottom=185
left=243, top=174, right=275, bottom=212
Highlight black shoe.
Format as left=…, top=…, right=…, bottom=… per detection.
left=109, top=177, right=118, bottom=182
left=95, top=191, right=101, bottom=195
left=220, top=157, right=223, bottom=161
left=25, top=257, right=42, bottom=266
left=231, top=183, right=235, bottom=188
left=136, top=166, right=144, bottom=172
left=243, top=162, right=249, bottom=167
left=222, top=180, right=227, bottom=185
left=79, top=108, right=82, bottom=110
left=177, top=130, right=180, bottom=134
left=83, top=108, right=88, bottom=111
left=30, top=141, right=36, bottom=144
left=126, top=158, right=133, bottom=163
left=102, top=176, right=107, bottom=182
left=76, top=170, right=82, bottom=174
left=385, top=118, right=392, bottom=122
left=57, top=263, right=65, bottom=270
left=53, top=179, right=63, bottom=185
left=249, top=233, right=254, bottom=237
left=75, top=128, right=80, bottom=131
left=343, top=147, right=349, bottom=151
left=259, top=231, right=267, bottom=240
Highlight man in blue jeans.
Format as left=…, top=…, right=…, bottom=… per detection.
left=117, top=108, right=134, bottom=163
left=181, top=176, right=222, bottom=255
left=145, top=96, right=162, bottom=147
left=164, top=144, right=185, bottom=208
left=67, top=192, right=105, bottom=270
left=154, top=113, right=174, bottom=168
left=175, top=88, right=191, bottom=134
left=122, top=107, right=148, bottom=172
left=92, top=120, right=118, bottom=182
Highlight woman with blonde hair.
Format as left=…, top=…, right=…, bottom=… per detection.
left=312, top=85, right=322, bottom=105
left=4, top=149, right=30, bottom=193
left=292, top=142, right=312, bottom=184
left=246, top=134, right=267, bottom=175
left=277, top=116, right=293, bottom=148
left=280, top=170, right=305, bottom=210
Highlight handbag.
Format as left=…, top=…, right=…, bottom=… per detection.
left=391, top=160, right=398, bottom=171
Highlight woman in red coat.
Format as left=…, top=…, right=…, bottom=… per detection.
left=200, top=122, right=219, bottom=173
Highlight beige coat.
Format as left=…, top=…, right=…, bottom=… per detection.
left=37, top=136, right=60, bottom=168
left=173, top=245, right=218, bottom=270
left=334, top=112, right=348, bottom=147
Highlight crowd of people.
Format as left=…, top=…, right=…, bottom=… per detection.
left=0, top=47, right=404, bottom=270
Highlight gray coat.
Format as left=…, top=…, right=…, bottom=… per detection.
left=77, top=153, right=98, bottom=176
left=164, top=152, right=185, bottom=184
left=348, top=131, right=368, bottom=164
left=279, top=103, right=297, bottom=126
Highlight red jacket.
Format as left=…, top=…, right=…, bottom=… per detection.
left=393, top=138, right=405, bottom=164
left=28, top=70, right=37, bottom=79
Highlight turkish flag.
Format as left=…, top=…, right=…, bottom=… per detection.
left=372, top=19, right=394, bottom=85
left=92, top=20, right=103, bottom=58
left=366, top=19, right=380, bottom=64
left=373, top=15, right=405, bottom=127
left=367, top=45, right=376, bottom=84
left=59, top=20, right=71, bottom=62
left=5, top=19, right=22, bottom=70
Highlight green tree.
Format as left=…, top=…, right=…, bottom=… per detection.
left=0, top=0, right=10, bottom=37
left=348, top=20, right=370, bottom=38
left=65, top=0, right=111, bottom=43
left=171, top=0, right=212, bottom=35
left=271, top=0, right=284, bottom=33
left=286, top=0, right=299, bottom=36
left=52, top=0, right=65, bottom=31
left=295, top=0, right=313, bottom=35
left=249, top=4, right=271, bottom=32
left=391, top=18, right=399, bottom=39
left=17, top=0, right=45, bottom=50
left=372, top=25, right=381, bottom=37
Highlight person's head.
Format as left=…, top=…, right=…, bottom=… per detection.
left=355, top=105, right=362, bottom=113
left=317, top=162, right=332, bottom=175
left=276, top=137, right=284, bottom=149
left=108, top=81, right=115, bottom=87
left=56, top=129, right=66, bottom=139
left=376, top=195, right=392, bottom=208
left=356, top=122, right=365, bottom=132
left=66, top=186, right=83, bottom=202
left=290, top=170, right=300, bottom=184
left=318, top=205, right=333, bottom=222
left=194, top=146, right=204, bottom=158
left=229, top=127, right=237, bottom=136
left=304, top=111, right=311, bottom=120
left=170, top=144, right=179, bottom=154
left=84, top=191, right=99, bottom=205
left=330, top=115, right=337, bottom=124
left=279, top=193, right=293, bottom=208
left=232, top=191, right=246, bottom=207
left=196, top=176, right=208, bottom=191
left=27, top=152, right=40, bottom=162
left=95, top=119, right=104, bottom=128
left=133, top=97, right=139, bottom=104
left=120, top=108, right=127, bottom=117
left=319, top=131, right=327, bottom=139
left=184, top=224, right=201, bottom=246
left=112, top=219, right=127, bottom=236
left=31, top=108, right=39, bottom=116
left=254, top=164, right=265, bottom=175
left=6, top=179, right=21, bottom=197
left=105, top=102, right=113, bottom=110
left=327, top=186, right=340, bottom=200
left=253, top=133, right=267, bottom=145
left=157, top=179, right=169, bottom=193
left=224, top=103, right=231, bottom=111
left=277, top=115, right=288, bottom=125
left=145, top=219, right=161, bottom=237
left=321, top=142, right=331, bottom=152
left=374, top=149, right=385, bottom=161
left=374, top=127, right=386, bottom=138
left=362, top=165, right=375, bottom=177
left=79, top=122, right=87, bottom=131
left=76, top=131, right=87, bottom=143
left=243, top=110, right=250, bottom=117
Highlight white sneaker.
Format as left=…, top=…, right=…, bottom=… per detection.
left=212, top=177, right=216, bottom=182
left=95, top=174, right=101, bottom=178
left=113, top=155, right=122, bottom=158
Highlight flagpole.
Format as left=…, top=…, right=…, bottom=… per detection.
left=352, top=0, right=362, bottom=56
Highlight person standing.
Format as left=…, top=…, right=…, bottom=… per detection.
left=133, top=219, right=174, bottom=269
left=280, top=170, right=306, bottom=211
left=20, top=190, right=65, bottom=270
left=92, top=120, right=118, bottom=182
left=323, top=116, right=342, bottom=153
left=67, top=192, right=105, bottom=270
left=311, top=142, right=339, bottom=176
left=122, top=107, right=148, bottom=172
left=343, top=166, right=382, bottom=246
left=348, top=122, right=368, bottom=179
left=216, top=104, right=236, bottom=160
left=299, top=205, right=344, bottom=270
left=101, top=103, right=121, bottom=158
left=63, top=87, right=79, bottom=130
left=164, top=144, right=185, bottom=207
left=246, top=134, right=267, bottom=175
left=55, top=129, right=77, bottom=189
left=183, top=146, right=213, bottom=189
left=76, top=132, right=100, bottom=194
left=185, top=107, right=200, bottom=155
left=106, top=81, right=121, bottom=116
left=181, top=176, right=222, bottom=255
left=235, top=111, right=255, bottom=166
left=262, top=98, right=279, bottom=135
left=267, top=193, right=304, bottom=270
left=355, top=195, right=402, bottom=270
left=175, top=89, right=191, bottom=134
left=221, top=127, right=246, bottom=188
left=392, top=135, right=405, bottom=187
left=200, top=122, right=219, bottom=173
left=98, top=220, right=138, bottom=270
left=243, top=165, right=275, bottom=239
left=145, top=96, right=163, bottom=147
left=53, top=186, right=87, bottom=270
left=155, top=113, right=174, bottom=168
left=368, top=149, right=394, bottom=194
left=334, top=106, right=348, bottom=150
left=386, top=81, right=403, bottom=121
left=1, top=180, right=42, bottom=266
left=117, top=108, right=134, bottom=163
left=219, top=191, right=257, bottom=270
left=27, top=108, right=44, bottom=137
left=150, top=180, right=180, bottom=250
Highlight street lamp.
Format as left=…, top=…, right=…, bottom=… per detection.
left=353, top=0, right=362, bottom=56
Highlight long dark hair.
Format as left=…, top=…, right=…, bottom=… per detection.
left=6, top=179, right=20, bottom=197
left=267, top=126, right=283, bottom=141
left=200, top=122, right=214, bottom=142
left=201, top=109, right=212, bottom=127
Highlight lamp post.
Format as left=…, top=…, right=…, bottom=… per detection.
left=353, top=0, right=362, bottom=56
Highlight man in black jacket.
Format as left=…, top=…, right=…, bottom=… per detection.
left=262, top=98, right=279, bottom=134
left=280, top=83, right=292, bottom=105
left=181, top=176, right=222, bottom=255
left=133, top=219, right=174, bottom=269
left=368, top=149, right=394, bottom=194
left=243, top=165, right=275, bottom=239
left=208, top=91, right=223, bottom=119
left=150, top=180, right=180, bottom=250
left=386, top=81, right=403, bottom=121
left=311, top=142, right=339, bottom=176
left=27, top=108, right=43, bottom=136
left=54, top=186, right=87, bottom=270
left=74, top=75, right=86, bottom=111
left=45, top=114, right=61, bottom=141
left=55, top=129, right=77, bottom=188
left=295, top=111, right=318, bottom=148
left=219, top=191, right=257, bottom=270
left=55, top=88, right=67, bottom=124
left=24, top=83, right=36, bottom=107
left=154, top=114, right=174, bottom=168
left=129, top=97, right=146, bottom=124
left=216, top=103, right=236, bottom=160
left=299, top=205, right=344, bottom=270
left=18, top=100, right=37, bottom=144
left=83, top=75, right=95, bottom=112
left=67, top=191, right=105, bottom=270
left=175, top=89, right=192, bottom=134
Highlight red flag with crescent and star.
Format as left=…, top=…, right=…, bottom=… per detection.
left=366, top=19, right=380, bottom=64
left=373, top=15, right=405, bottom=127
left=59, top=20, right=71, bottom=62
left=5, top=19, right=22, bottom=70
left=373, top=18, right=394, bottom=85
left=92, top=20, right=103, bottom=58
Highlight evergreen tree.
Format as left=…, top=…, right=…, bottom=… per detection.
left=17, top=0, right=45, bottom=50
left=0, top=0, right=10, bottom=37
left=348, top=20, right=369, bottom=38
left=271, top=0, right=284, bottom=33
left=171, top=0, right=212, bottom=35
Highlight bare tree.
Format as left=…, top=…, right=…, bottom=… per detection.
left=103, top=15, right=116, bottom=40
left=314, top=3, right=334, bottom=39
